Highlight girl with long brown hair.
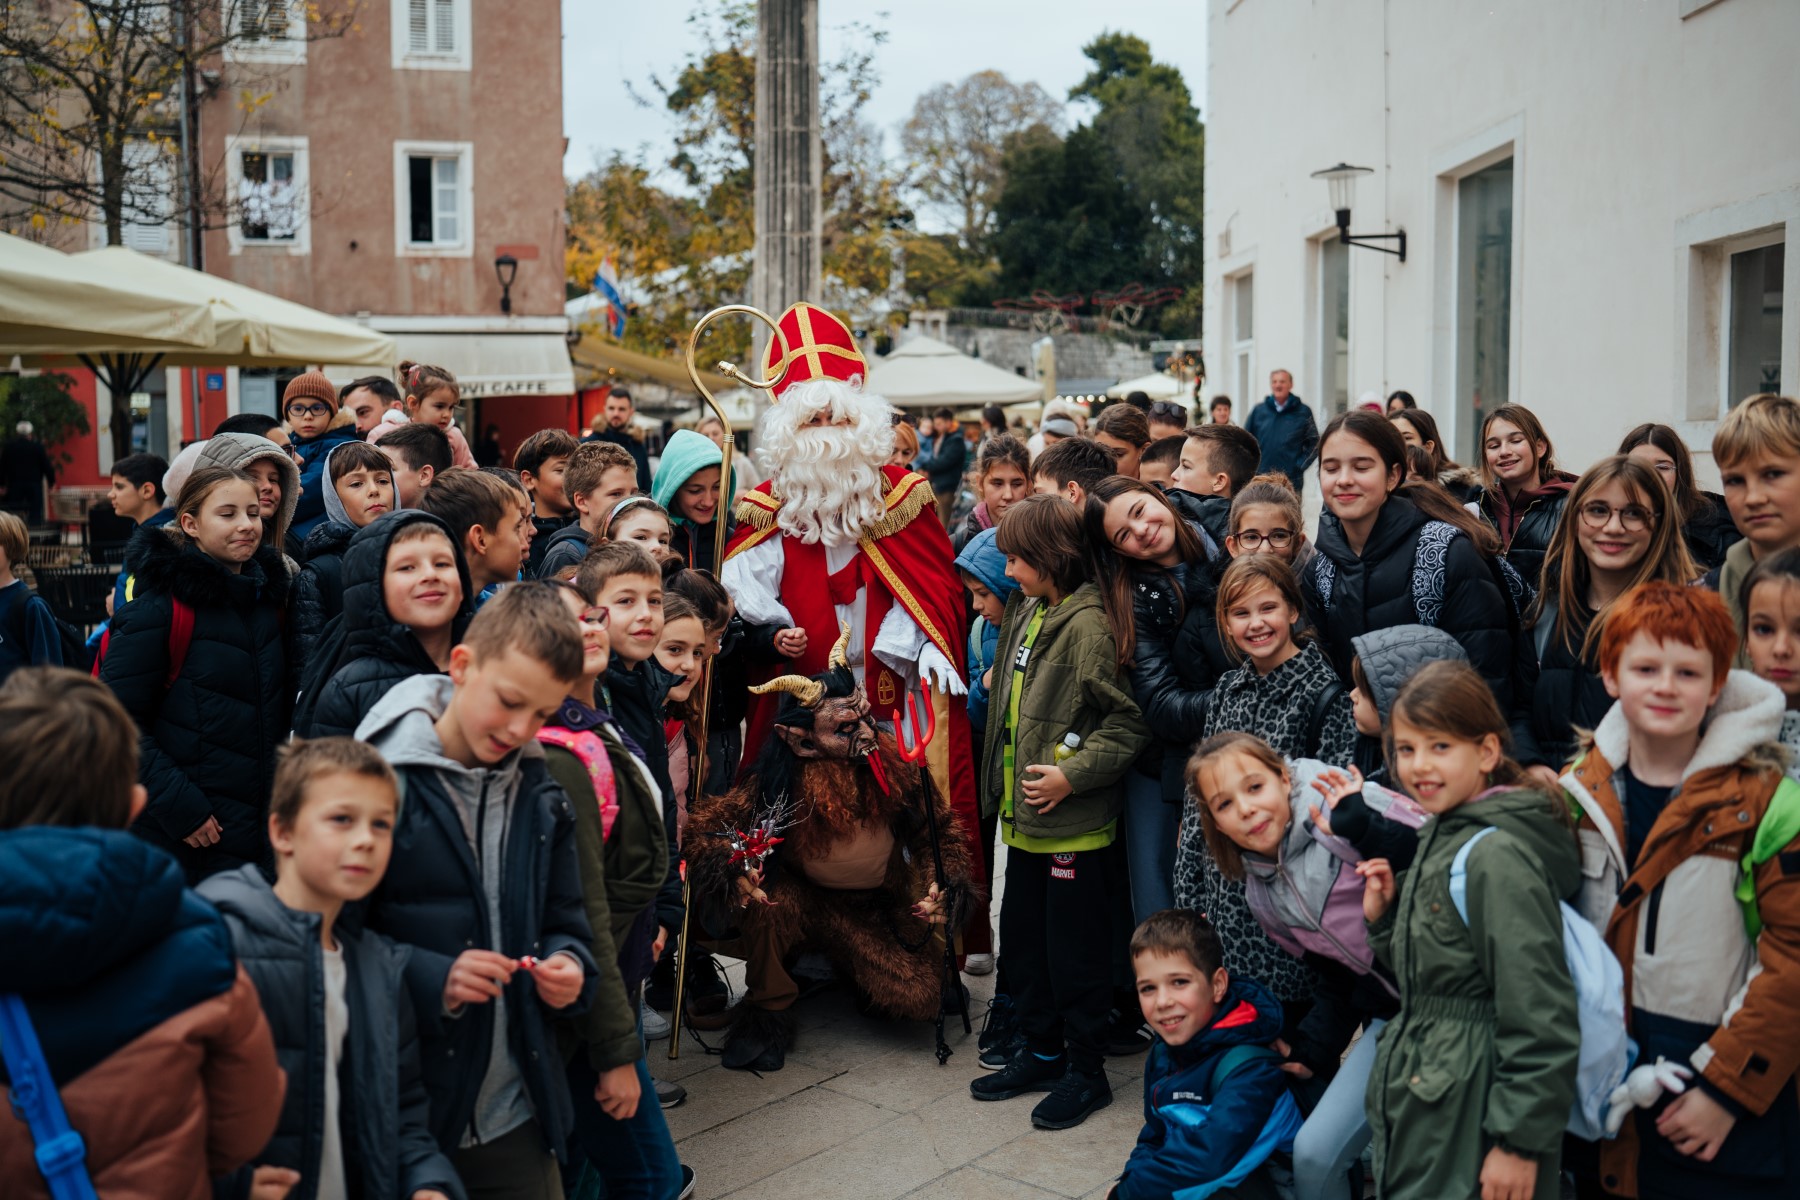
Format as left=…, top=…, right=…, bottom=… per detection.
left=1084, top=474, right=1222, bottom=920
left=1617, top=421, right=1742, bottom=571
left=1513, top=456, right=1698, bottom=781
left=1475, top=403, right=1577, bottom=581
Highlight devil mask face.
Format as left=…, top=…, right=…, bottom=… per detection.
left=750, top=623, right=878, bottom=760
left=774, top=686, right=878, bottom=760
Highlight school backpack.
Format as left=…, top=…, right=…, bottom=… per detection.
left=536, top=726, right=621, bottom=841
left=1312, top=519, right=1536, bottom=699
left=1449, top=827, right=1632, bottom=1141
left=89, top=597, right=195, bottom=688
left=0, top=993, right=98, bottom=1199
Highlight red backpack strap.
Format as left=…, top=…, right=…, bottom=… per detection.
left=90, top=629, right=110, bottom=678
left=165, top=599, right=194, bottom=687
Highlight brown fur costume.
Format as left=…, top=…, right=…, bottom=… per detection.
left=687, top=736, right=978, bottom=1021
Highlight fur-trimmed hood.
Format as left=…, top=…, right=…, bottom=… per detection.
left=127, top=524, right=292, bottom=611
left=1576, top=668, right=1788, bottom=783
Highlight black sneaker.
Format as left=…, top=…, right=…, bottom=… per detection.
left=1030, top=1066, right=1113, bottom=1130
left=978, top=1031, right=1025, bottom=1071
left=978, top=994, right=1018, bottom=1053
left=1103, top=1006, right=1153, bottom=1056
left=676, top=1164, right=696, bottom=1200
left=970, top=1050, right=1066, bottom=1101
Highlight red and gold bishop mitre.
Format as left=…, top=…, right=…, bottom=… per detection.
left=763, top=301, right=868, bottom=397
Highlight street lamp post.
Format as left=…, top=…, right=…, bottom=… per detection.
left=494, top=254, right=519, bottom=314
left=1310, top=163, right=1406, bottom=262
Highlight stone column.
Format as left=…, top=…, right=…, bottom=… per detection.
left=752, top=0, right=822, bottom=357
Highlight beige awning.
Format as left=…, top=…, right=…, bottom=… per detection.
left=1107, top=372, right=1183, bottom=400
left=0, top=233, right=215, bottom=353
left=15, top=245, right=395, bottom=368
left=570, top=339, right=734, bottom=395
left=326, top=331, right=575, bottom=399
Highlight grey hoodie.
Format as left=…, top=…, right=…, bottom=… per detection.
left=1349, top=623, right=1469, bottom=719
left=320, top=439, right=403, bottom=527
left=355, top=673, right=540, bottom=1148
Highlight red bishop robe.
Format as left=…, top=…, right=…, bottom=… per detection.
left=723, top=466, right=982, bottom=905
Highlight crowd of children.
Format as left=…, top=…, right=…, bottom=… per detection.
left=6, top=365, right=1800, bottom=1200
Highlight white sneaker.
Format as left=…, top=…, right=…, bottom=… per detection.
left=964, top=953, right=996, bottom=976
left=641, top=999, right=671, bottom=1041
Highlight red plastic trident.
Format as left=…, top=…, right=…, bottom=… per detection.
left=892, top=691, right=969, bottom=1064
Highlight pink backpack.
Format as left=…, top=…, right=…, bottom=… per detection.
left=536, top=727, right=620, bottom=841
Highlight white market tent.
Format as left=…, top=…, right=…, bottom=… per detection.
left=0, top=233, right=215, bottom=353
left=1107, top=371, right=1184, bottom=400
left=11, top=245, right=396, bottom=367
left=866, top=335, right=1042, bottom=409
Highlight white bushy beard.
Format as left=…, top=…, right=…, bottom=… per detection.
left=755, top=377, right=897, bottom=546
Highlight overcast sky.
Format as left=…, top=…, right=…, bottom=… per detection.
left=561, top=1, right=1210, bottom=186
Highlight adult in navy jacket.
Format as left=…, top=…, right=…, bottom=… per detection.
left=1243, top=370, right=1318, bottom=495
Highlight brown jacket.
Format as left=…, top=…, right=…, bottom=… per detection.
left=0, top=967, right=283, bottom=1200
left=1563, top=673, right=1800, bottom=1197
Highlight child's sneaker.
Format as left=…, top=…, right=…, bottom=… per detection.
left=964, top=952, right=995, bottom=976
left=1030, top=1066, right=1113, bottom=1130
left=1102, top=1005, right=1153, bottom=1056
left=970, top=1050, right=1066, bottom=1101
left=977, top=994, right=1023, bottom=1071
left=641, top=998, right=671, bottom=1041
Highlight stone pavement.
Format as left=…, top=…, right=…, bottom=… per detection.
left=655, top=843, right=1148, bottom=1200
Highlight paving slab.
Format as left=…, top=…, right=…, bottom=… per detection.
left=676, top=1084, right=895, bottom=1197
left=902, top=1166, right=1068, bottom=1200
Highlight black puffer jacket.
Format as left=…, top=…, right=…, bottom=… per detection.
left=1125, top=528, right=1230, bottom=803
left=1165, top=487, right=1231, bottom=550
left=1512, top=593, right=1613, bottom=771
left=668, top=515, right=733, bottom=574
left=199, top=867, right=465, bottom=1200
left=294, top=511, right=474, bottom=739
left=605, top=656, right=686, bottom=937
left=1474, top=475, right=1575, bottom=587
left=102, top=527, right=290, bottom=877
left=349, top=676, right=598, bottom=1157
left=289, top=520, right=355, bottom=681
left=1683, top=492, right=1742, bottom=574
left=1302, top=494, right=1515, bottom=707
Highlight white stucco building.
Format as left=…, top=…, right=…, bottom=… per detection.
left=1202, top=0, right=1799, bottom=481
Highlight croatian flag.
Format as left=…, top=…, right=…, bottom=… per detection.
left=594, top=257, right=627, bottom=338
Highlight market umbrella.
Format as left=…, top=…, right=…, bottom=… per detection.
left=0, top=233, right=214, bottom=353
left=865, top=335, right=1043, bottom=408
left=1107, top=372, right=1183, bottom=400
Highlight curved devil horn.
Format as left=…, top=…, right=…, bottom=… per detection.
left=828, top=622, right=852, bottom=672
left=748, top=674, right=825, bottom=709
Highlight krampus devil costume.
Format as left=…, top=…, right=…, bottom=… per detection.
left=686, top=630, right=979, bottom=1071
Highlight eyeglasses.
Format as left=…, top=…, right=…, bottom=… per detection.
left=579, top=606, right=610, bottom=628
left=285, top=403, right=331, bottom=419
left=1232, top=529, right=1295, bottom=551
left=1578, top=501, right=1654, bottom=532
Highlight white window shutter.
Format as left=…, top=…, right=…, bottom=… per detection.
left=433, top=0, right=455, bottom=52
left=408, top=0, right=429, bottom=52
left=119, top=143, right=171, bottom=254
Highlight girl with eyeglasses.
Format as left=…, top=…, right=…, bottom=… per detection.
left=1513, top=455, right=1698, bottom=785
left=1225, top=473, right=1314, bottom=574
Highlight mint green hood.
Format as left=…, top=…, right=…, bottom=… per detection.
left=651, top=429, right=738, bottom=525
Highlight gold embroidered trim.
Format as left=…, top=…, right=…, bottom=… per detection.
left=861, top=473, right=932, bottom=542
left=860, top=535, right=952, bottom=658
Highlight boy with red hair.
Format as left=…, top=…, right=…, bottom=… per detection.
left=1562, top=581, right=1800, bottom=1199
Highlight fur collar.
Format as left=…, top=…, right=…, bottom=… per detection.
left=1580, top=668, right=1788, bottom=783
left=128, top=524, right=292, bottom=610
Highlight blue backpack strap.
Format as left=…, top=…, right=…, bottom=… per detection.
left=1447, top=826, right=1499, bottom=923
left=0, top=995, right=98, bottom=1200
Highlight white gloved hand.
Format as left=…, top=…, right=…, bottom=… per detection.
left=918, top=645, right=968, bottom=697
left=1604, top=1057, right=1693, bottom=1135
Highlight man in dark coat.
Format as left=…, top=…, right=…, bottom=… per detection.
left=1243, top=371, right=1318, bottom=496
left=0, top=420, right=56, bottom=523
left=581, top=387, right=651, bottom=491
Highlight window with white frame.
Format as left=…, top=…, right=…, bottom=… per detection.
left=1316, top=238, right=1350, bottom=415
left=1230, top=272, right=1254, bottom=412
left=226, top=136, right=308, bottom=253
left=118, top=141, right=174, bottom=256
left=394, top=142, right=473, bottom=255
left=1454, top=156, right=1514, bottom=463
left=392, top=0, right=471, bottom=70
left=1729, top=239, right=1784, bottom=402
left=224, top=0, right=305, bottom=62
